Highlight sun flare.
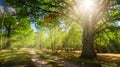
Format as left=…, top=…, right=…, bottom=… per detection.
left=82, top=0, right=95, bottom=11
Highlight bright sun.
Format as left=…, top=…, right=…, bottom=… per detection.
left=82, top=0, right=95, bottom=11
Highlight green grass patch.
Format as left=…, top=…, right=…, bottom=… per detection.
left=51, top=52, right=60, bottom=56
left=0, top=50, right=35, bottom=67
left=39, top=53, right=50, bottom=60
left=39, top=53, right=55, bottom=63
left=38, top=53, right=63, bottom=67
left=66, top=56, right=102, bottom=67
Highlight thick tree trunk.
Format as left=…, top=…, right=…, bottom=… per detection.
left=80, top=17, right=96, bottom=59
left=80, top=31, right=96, bottom=59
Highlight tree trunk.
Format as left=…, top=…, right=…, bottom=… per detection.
left=80, top=31, right=96, bottom=59
left=4, top=25, right=11, bottom=49
left=80, top=16, right=96, bottom=59
left=51, top=41, right=55, bottom=53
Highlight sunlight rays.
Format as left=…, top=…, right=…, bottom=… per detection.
left=75, top=0, right=96, bottom=14
left=82, top=0, right=95, bottom=11
left=81, top=0, right=96, bottom=13
left=67, top=0, right=97, bottom=23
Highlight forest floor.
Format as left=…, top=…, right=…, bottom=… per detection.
left=29, top=49, right=120, bottom=67
left=28, top=49, right=74, bottom=67
left=28, top=49, right=54, bottom=67
left=0, top=50, right=35, bottom=67
left=0, top=49, right=120, bottom=67
left=29, top=49, right=88, bottom=67
left=97, top=53, right=120, bottom=64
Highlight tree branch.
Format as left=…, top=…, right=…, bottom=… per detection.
left=95, top=14, right=120, bottom=34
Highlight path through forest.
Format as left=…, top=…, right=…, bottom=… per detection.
left=28, top=49, right=120, bottom=67
left=28, top=49, right=80, bottom=67
left=28, top=49, right=52, bottom=67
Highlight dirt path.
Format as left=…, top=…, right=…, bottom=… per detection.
left=28, top=49, right=80, bottom=67
left=28, top=49, right=52, bottom=67
left=28, top=49, right=120, bottom=67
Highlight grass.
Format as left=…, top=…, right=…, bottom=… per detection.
left=0, top=50, right=35, bottom=67
left=40, top=50, right=101, bottom=66
left=66, top=56, right=102, bottom=67
left=38, top=53, right=63, bottom=67
left=39, top=53, right=55, bottom=63
left=42, top=50, right=119, bottom=67
left=97, top=54, right=120, bottom=64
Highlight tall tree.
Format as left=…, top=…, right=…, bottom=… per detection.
left=0, top=15, right=17, bottom=49
left=11, top=18, right=34, bottom=48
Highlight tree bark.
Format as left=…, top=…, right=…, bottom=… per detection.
left=80, top=16, right=96, bottom=59
left=4, top=25, right=11, bottom=49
